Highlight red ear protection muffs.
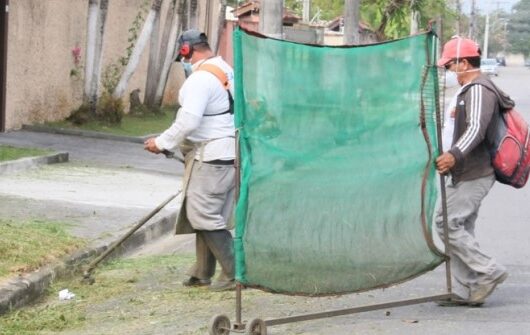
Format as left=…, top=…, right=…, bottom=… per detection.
left=179, top=43, right=191, bottom=59
left=175, top=30, right=207, bottom=62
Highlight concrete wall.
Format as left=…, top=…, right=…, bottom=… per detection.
left=6, top=0, right=86, bottom=129
left=4, top=0, right=224, bottom=130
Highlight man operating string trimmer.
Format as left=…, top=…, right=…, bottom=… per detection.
left=144, top=29, right=236, bottom=291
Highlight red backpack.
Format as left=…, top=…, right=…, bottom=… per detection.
left=489, top=107, right=530, bottom=188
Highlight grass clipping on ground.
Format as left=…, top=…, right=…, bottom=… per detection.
left=0, top=219, right=85, bottom=279
left=0, top=145, right=52, bottom=162
left=0, top=254, right=232, bottom=335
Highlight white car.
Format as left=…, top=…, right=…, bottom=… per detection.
left=480, top=58, right=499, bottom=76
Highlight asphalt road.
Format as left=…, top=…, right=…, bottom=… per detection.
left=0, top=129, right=183, bottom=176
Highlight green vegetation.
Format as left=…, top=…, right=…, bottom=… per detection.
left=0, top=219, right=85, bottom=279
left=0, top=145, right=51, bottom=162
left=0, top=255, right=205, bottom=334
left=508, top=0, right=530, bottom=58
left=49, top=107, right=177, bottom=137
left=284, top=0, right=450, bottom=39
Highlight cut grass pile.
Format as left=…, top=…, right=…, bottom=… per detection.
left=0, top=145, right=51, bottom=162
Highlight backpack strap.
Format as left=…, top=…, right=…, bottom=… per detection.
left=197, top=63, right=234, bottom=116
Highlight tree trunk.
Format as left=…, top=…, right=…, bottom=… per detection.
left=410, top=11, right=420, bottom=35
left=154, top=0, right=182, bottom=107
left=180, top=0, right=188, bottom=30
left=144, top=0, right=164, bottom=108
left=211, top=0, right=227, bottom=54
left=344, top=0, right=360, bottom=45
left=84, top=0, right=99, bottom=104
left=113, top=0, right=161, bottom=99
left=89, top=0, right=109, bottom=114
left=259, top=0, right=283, bottom=38
left=189, top=0, right=198, bottom=29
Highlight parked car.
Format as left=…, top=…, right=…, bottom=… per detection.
left=525, top=59, right=530, bottom=68
left=496, top=56, right=506, bottom=66
left=480, top=58, right=499, bottom=76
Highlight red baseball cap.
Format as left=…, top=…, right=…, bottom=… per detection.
left=437, top=36, right=481, bottom=67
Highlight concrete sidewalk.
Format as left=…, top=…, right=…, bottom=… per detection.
left=0, top=130, right=188, bottom=314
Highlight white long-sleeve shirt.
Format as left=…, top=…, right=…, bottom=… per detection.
left=155, top=56, right=235, bottom=161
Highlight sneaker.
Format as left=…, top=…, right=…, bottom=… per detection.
left=182, top=276, right=211, bottom=287
left=208, top=280, right=236, bottom=292
left=469, top=272, right=508, bottom=306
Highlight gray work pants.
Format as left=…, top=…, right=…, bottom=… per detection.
left=435, top=174, right=506, bottom=295
left=185, top=162, right=235, bottom=282
left=188, top=229, right=235, bottom=282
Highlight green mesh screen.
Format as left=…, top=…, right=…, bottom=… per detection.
left=233, top=28, right=444, bottom=295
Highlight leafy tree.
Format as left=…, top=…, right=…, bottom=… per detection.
left=507, top=0, right=530, bottom=57
left=284, top=0, right=450, bottom=40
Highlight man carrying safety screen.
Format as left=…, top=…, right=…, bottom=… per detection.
left=435, top=36, right=513, bottom=306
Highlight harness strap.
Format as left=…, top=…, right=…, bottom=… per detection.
left=198, top=63, right=229, bottom=89
left=197, top=63, right=234, bottom=116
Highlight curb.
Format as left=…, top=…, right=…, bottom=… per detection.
left=0, top=152, right=69, bottom=175
left=22, top=125, right=157, bottom=144
left=0, top=211, right=177, bottom=315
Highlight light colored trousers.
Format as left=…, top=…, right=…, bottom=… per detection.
left=435, top=174, right=506, bottom=295
left=186, top=162, right=235, bottom=281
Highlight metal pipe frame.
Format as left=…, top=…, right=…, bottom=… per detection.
left=265, top=293, right=455, bottom=327
left=231, top=41, right=454, bottom=331
left=234, top=128, right=244, bottom=331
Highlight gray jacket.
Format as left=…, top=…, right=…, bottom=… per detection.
left=448, top=73, right=515, bottom=184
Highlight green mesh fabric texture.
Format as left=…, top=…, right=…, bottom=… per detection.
left=233, top=28, right=444, bottom=295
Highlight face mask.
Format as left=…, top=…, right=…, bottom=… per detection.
left=445, top=70, right=459, bottom=88
left=182, top=61, right=193, bottom=78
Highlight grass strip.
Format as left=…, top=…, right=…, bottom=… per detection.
left=0, top=219, right=85, bottom=279
left=0, top=145, right=51, bottom=162
left=47, top=107, right=177, bottom=137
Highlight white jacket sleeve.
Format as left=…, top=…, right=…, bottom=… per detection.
left=154, top=108, right=201, bottom=151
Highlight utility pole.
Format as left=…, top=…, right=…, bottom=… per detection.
left=302, top=0, right=310, bottom=23
left=483, top=13, right=490, bottom=58
left=259, top=0, right=283, bottom=38
left=455, top=0, right=462, bottom=35
left=343, top=0, right=360, bottom=45
left=469, top=0, right=476, bottom=40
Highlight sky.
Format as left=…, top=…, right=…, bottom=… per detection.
left=461, top=0, right=520, bottom=14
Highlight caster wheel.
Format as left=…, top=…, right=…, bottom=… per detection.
left=246, top=318, right=267, bottom=335
left=208, top=314, right=231, bottom=335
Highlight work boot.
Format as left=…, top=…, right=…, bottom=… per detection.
left=201, top=230, right=235, bottom=281
left=469, top=272, right=508, bottom=306
left=182, top=276, right=211, bottom=287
